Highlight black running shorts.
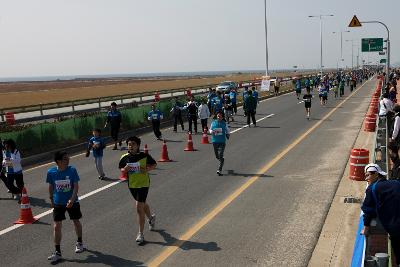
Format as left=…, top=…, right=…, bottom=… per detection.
left=53, top=203, right=82, bottom=221
left=129, top=187, right=149, bottom=203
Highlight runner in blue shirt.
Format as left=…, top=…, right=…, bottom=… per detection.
left=104, top=102, right=122, bottom=150
left=86, top=128, right=106, bottom=179
left=212, top=91, right=224, bottom=117
left=229, top=89, right=237, bottom=115
left=295, top=79, right=302, bottom=100
left=252, top=87, right=259, bottom=110
left=209, top=111, right=230, bottom=176
left=242, top=86, right=249, bottom=117
left=46, top=151, right=85, bottom=263
left=147, top=104, right=164, bottom=140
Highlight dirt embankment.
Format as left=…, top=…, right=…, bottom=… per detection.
left=0, top=71, right=314, bottom=109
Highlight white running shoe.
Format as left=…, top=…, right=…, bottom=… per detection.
left=47, top=251, right=62, bottom=262
left=136, top=232, right=144, bottom=245
left=148, top=214, right=156, bottom=231
left=75, top=242, right=86, bottom=253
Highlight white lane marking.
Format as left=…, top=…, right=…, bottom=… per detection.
left=0, top=114, right=275, bottom=236
left=0, top=180, right=122, bottom=236
left=230, top=114, right=275, bottom=133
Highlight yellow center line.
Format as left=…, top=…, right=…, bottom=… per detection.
left=147, top=78, right=373, bottom=267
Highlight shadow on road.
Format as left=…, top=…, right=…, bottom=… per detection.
left=30, top=196, right=52, bottom=208
left=63, top=249, right=144, bottom=266
left=226, top=170, right=273, bottom=178
left=146, top=229, right=221, bottom=252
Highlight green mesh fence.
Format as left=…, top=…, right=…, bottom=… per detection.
left=0, top=100, right=173, bottom=156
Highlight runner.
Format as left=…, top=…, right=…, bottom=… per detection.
left=212, top=91, right=224, bottom=117
left=229, top=88, right=237, bottom=115
left=303, top=88, right=312, bottom=120
left=295, top=79, right=302, bottom=100
left=147, top=104, right=164, bottom=140
left=223, top=94, right=233, bottom=123
left=274, top=78, right=281, bottom=96
left=252, top=86, right=259, bottom=109
left=86, top=128, right=106, bottom=180
left=242, top=86, right=249, bottom=117
left=244, top=90, right=257, bottom=127
left=332, top=78, right=338, bottom=99
left=339, top=79, right=345, bottom=97
left=170, top=97, right=184, bottom=132
left=104, top=102, right=122, bottom=150
left=207, top=88, right=216, bottom=114
left=118, top=136, right=157, bottom=245
left=2, top=139, right=24, bottom=202
left=198, top=99, right=211, bottom=132
left=209, top=112, right=230, bottom=176
left=47, top=151, right=85, bottom=263
left=185, top=96, right=198, bottom=134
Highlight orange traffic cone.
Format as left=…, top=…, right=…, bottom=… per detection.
left=144, top=144, right=149, bottom=154
left=14, top=187, right=38, bottom=224
left=119, top=170, right=127, bottom=181
left=201, top=129, right=210, bottom=144
left=159, top=140, right=172, bottom=162
left=184, top=132, right=196, bottom=151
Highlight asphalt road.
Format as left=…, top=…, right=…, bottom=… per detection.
left=0, top=78, right=375, bottom=267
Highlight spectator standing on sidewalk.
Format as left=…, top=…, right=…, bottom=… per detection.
left=104, top=102, right=122, bottom=150
left=361, top=163, right=400, bottom=266
left=147, top=104, right=163, bottom=140
left=209, top=111, right=230, bottom=176
left=2, top=139, right=24, bottom=201
left=171, top=97, right=184, bottom=132
left=198, top=99, right=210, bottom=132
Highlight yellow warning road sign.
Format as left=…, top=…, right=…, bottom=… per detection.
left=348, top=15, right=362, bottom=27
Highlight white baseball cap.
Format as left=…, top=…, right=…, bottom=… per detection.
left=364, top=163, right=387, bottom=178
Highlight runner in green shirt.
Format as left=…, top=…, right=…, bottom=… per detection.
left=118, top=136, right=157, bottom=245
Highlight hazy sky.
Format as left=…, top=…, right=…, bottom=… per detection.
left=0, top=0, right=398, bottom=78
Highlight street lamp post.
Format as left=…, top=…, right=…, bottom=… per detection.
left=308, top=14, right=334, bottom=77
left=264, top=0, right=269, bottom=76
left=333, top=30, right=350, bottom=68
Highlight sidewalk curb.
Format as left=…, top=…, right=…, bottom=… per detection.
left=308, top=81, right=376, bottom=266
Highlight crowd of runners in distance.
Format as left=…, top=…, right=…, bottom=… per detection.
left=297, top=68, right=375, bottom=120
left=0, top=67, right=380, bottom=263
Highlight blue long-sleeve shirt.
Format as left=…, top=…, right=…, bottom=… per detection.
left=361, top=179, right=400, bottom=234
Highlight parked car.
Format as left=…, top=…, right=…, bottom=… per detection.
left=216, top=81, right=237, bottom=93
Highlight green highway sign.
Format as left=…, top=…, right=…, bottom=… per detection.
left=380, top=59, right=386, bottom=63
left=361, top=38, right=383, bottom=52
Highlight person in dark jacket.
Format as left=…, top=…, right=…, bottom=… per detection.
left=185, top=97, right=198, bottom=134
left=104, top=102, right=122, bottom=150
left=244, top=90, right=257, bottom=127
left=171, top=97, right=184, bottom=132
left=361, top=163, right=400, bottom=265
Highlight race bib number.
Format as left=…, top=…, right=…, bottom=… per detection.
left=55, top=179, right=71, bottom=193
left=127, top=162, right=141, bottom=173
left=152, top=114, right=159, bottom=120
left=214, top=128, right=223, bottom=136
